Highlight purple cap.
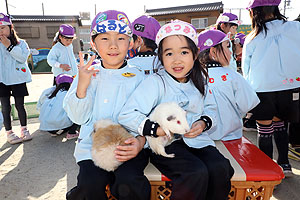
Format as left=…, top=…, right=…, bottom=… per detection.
left=234, top=33, right=246, bottom=45
left=247, top=0, right=281, bottom=9
left=91, top=10, right=132, bottom=37
left=132, top=15, right=161, bottom=41
left=156, top=20, right=198, bottom=46
left=216, top=13, right=241, bottom=25
left=59, top=24, right=75, bottom=38
left=56, top=74, right=73, bottom=85
left=198, top=29, right=230, bottom=52
left=0, top=13, right=12, bottom=26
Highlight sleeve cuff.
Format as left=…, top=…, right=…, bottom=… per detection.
left=142, top=119, right=159, bottom=137
left=198, top=115, right=212, bottom=132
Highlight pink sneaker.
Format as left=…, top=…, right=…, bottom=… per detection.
left=7, top=130, right=23, bottom=145
left=66, top=132, right=79, bottom=140
left=21, top=127, right=32, bottom=141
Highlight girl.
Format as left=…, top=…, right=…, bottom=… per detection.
left=64, top=10, right=149, bottom=200
left=197, top=29, right=259, bottom=141
left=47, top=24, right=78, bottom=85
left=216, top=12, right=241, bottom=71
left=242, top=0, right=300, bottom=176
left=128, top=15, right=162, bottom=76
left=119, top=20, right=234, bottom=200
left=0, top=13, right=32, bottom=144
left=37, top=74, right=79, bottom=140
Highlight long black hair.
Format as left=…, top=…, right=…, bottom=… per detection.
left=250, top=6, right=287, bottom=39
left=48, top=82, right=71, bottom=99
left=157, top=36, right=208, bottom=96
left=7, top=25, right=20, bottom=46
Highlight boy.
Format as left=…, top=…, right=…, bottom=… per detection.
left=64, top=10, right=150, bottom=200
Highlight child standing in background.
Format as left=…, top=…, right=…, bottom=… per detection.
left=37, top=74, right=79, bottom=139
left=216, top=12, right=241, bottom=71
left=242, top=0, right=300, bottom=176
left=64, top=10, right=149, bottom=200
left=47, top=24, right=78, bottom=85
left=128, top=15, right=162, bottom=76
left=197, top=29, right=259, bottom=141
left=119, top=20, right=233, bottom=200
left=0, top=13, right=32, bottom=144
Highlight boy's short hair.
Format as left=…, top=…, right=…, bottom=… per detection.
left=90, top=10, right=132, bottom=41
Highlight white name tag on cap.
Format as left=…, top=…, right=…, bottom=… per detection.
left=293, top=92, right=299, bottom=101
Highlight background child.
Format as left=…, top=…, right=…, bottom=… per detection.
left=119, top=20, right=234, bottom=200
left=242, top=0, right=300, bottom=176
left=216, top=12, right=241, bottom=71
left=128, top=15, right=162, bottom=76
left=37, top=74, right=79, bottom=139
left=198, top=29, right=259, bottom=141
left=47, top=24, right=78, bottom=85
left=63, top=10, right=149, bottom=200
left=0, top=13, right=32, bottom=144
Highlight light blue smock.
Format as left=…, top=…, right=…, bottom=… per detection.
left=47, top=42, right=78, bottom=77
left=242, top=20, right=300, bottom=92
left=63, top=62, right=144, bottom=162
left=37, top=86, right=73, bottom=131
left=0, top=39, right=32, bottom=85
left=118, top=70, right=216, bottom=149
left=206, top=66, right=260, bottom=141
left=127, top=52, right=164, bottom=77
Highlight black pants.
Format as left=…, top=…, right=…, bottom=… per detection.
left=48, top=123, right=80, bottom=135
left=289, top=122, right=300, bottom=147
left=66, top=149, right=150, bottom=200
left=0, top=96, right=27, bottom=131
left=150, top=139, right=234, bottom=200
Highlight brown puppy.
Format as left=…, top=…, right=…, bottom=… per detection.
left=91, top=119, right=133, bottom=171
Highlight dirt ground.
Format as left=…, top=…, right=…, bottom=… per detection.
left=0, top=74, right=300, bottom=200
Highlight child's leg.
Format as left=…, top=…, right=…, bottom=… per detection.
left=190, top=146, right=234, bottom=200
left=66, top=160, right=112, bottom=200
left=111, top=149, right=150, bottom=200
left=273, top=121, right=289, bottom=165
left=257, top=122, right=274, bottom=159
left=150, top=139, right=208, bottom=200
left=0, top=96, right=12, bottom=131
left=14, top=96, right=27, bottom=127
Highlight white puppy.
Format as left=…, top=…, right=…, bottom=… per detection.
left=147, top=102, right=190, bottom=158
left=91, top=119, right=133, bottom=172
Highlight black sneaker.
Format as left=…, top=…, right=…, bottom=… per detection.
left=279, top=164, right=293, bottom=178
left=243, top=118, right=257, bottom=132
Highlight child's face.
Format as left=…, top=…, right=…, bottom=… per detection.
left=215, top=40, right=232, bottom=66
left=235, top=43, right=243, bottom=56
left=221, top=24, right=238, bottom=38
left=94, top=31, right=132, bottom=69
left=162, top=35, right=194, bottom=83
left=59, top=35, right=73, bottom=47
left=0, top=25, right=10, bottom=37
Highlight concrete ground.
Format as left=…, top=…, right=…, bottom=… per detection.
left=0, top=74, right=300, bottom=199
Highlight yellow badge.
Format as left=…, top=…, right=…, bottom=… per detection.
left=122, top=72, right=136, bottom=77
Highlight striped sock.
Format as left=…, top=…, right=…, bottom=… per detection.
left=257, top=123, right=274, bottom=159
left=273, top=121, right=289, bottom=165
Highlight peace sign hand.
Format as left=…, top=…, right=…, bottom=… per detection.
left=76, top=51, right=99, bottom=99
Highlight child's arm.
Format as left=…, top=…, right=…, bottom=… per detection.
left=0, top=37, right=29, bottom=63
left=232, top=72, right=260, bottom=117
left=63, top=53, right=99, bottom=124
left=185, top=86, right=217, bottom=138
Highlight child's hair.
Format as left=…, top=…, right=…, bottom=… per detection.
left=198, top=43, right=230, bottom=69
left=141, top=36, right=157, bottom=51
left=48, top=82, right=71, bottom=99
left=157, top=36, right=208, bottom=95
left=52, top=32, right=74, bottom=46
left=216, top=23, right=238, bottom=33
left=250, top=6, right=287, bottom=39
left=8, top=25, right=20, bottom=46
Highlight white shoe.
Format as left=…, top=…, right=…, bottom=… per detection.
left=7, top=130, right=23, bottom=145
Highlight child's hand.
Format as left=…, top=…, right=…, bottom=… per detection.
left=184, top=120, right=206, bottom=138
left=115, top=136, right=146, bottom=162
left=60, top=64, right=71, bottom=71
left=76, top=51, right=99, bottom=98
left=156, top=127, right=167, bottom=136
left=0, top=35, right=11, bottom=48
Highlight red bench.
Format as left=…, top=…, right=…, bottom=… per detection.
left=107, top=137, right=284, bottom=200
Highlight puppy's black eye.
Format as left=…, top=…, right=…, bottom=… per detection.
left=167, top=115, right=175, bottom=121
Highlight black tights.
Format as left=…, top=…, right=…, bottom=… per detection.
left=0, top=96, right=27, bottom=131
